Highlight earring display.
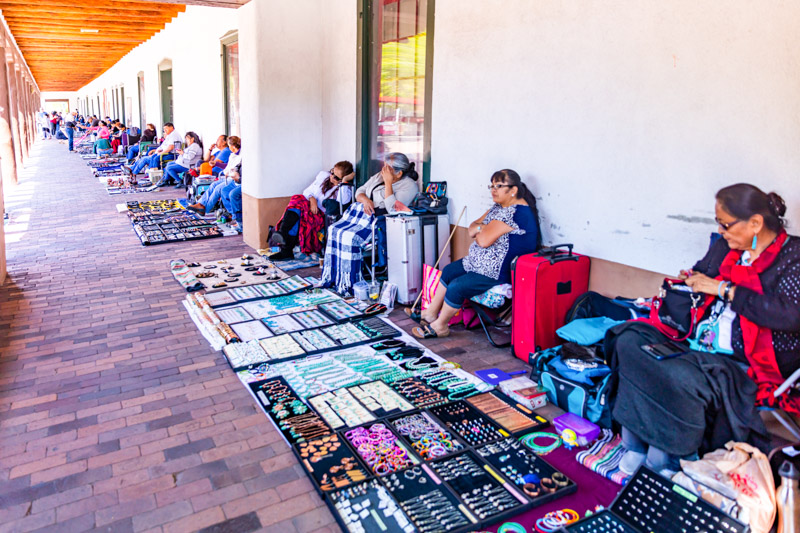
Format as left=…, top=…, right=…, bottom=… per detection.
left=259, top=334, right=306, bottom=359
left=380, top=346, right=425, bottom=363
left=216, top=306, right=254, bottom=325
left=223, top=340, right=270, bottom=369
left=428, top=402, right=508, bottom=446
left=389, top=412, right=464, bottom=461
left=430, top=451, right=528, bottom=522
left=230, top=320, right=274, bottom=342
left=290, top=329, right=338, bottom=353
left=253, top=282, right=287, bottom=297
left=381, top=465, right=476, bottom=533
left=416, top=369, right=481, bottom=401
left=344, top=423, right=418, bottom=476
left=261, top=315, right=304, bottom=335
left=292, top=310, right=334, bottom=329
left=347, top=381, right=415, bottom=417
left=309, top=389, right=377, bottom=430
left=390, top=378, right=449, bottom=409
left=465, top=391, right=548, bottom=434
left=277, top=275, right=312, bottom=292
left=322, top=323, right=369, bottom=344
left=248, top=377, right=332, bottom=444
left=475, top=438, right=576, bottom=506
left=329, top=479, right=414, bottom=533
left=229, top=285, right=271, bottom=301
left=242, top=290, right=341, bottom=319
left=294, top=433, right=370, bottom=495
left=319, top=300, right=362, bottom=321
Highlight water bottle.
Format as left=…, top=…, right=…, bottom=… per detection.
left=777, top=460, right=800, bottom=533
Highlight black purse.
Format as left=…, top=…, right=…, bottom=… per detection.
left=644, top=278, right=713, bottom=340
left=410, top=181, right=448, bottom=214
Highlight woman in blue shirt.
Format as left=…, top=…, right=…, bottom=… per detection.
left=412, top=169, right=541, bottom=339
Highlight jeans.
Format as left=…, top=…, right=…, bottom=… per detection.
left=221, top=182, right=242, bottom=224
left=440, top=259, right=501, bottom=309
left=132, top=153, right=159, bottom=174
left=621, top=426, right=687, bottom=472
left=66, top=128, right=74, bottom=151
left=198, top=180, right=225, bottom=210
left=126, top=145, right=140, bottom=162
left=163, top=162, right=188, bottom=186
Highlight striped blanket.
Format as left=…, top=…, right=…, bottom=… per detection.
left=575, top=429, right=630, bottom=485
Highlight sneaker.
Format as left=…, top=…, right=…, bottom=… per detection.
left=619, top=449, right=646, bottom=475
left=174, top=183, right=184, bottom=189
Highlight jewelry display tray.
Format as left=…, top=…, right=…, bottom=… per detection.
left=386, top=410, right=468, bottom=463
left=474, top=438, right=577, bottom=510
left=378, top=463, right=478, bottom=533
left=290, top=433, right=374, bottom=498
left=230, top=317, right=402, bottom=371
left=465, top=389, right=550, bottom=436
left=427, top=401, right=510, bottom=446
left=247, top=376, right=332, bottom=445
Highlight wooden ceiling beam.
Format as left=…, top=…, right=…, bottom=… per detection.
left=3, top=17, right=169, bottom=32
left=0, top=5, right=182, bottom=19
left=138, top=0, right=243, bottom=7
left=0, top=0, right=185, bottom=12
left=9, top=27, right=162, bottom=39
left=9, top=33, right=148, bottom=43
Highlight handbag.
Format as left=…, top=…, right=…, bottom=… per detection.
left=640, top=278, right=714, bottom=341
left=410, top=181, right=448, bottom=214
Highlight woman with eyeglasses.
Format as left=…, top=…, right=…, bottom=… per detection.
left=410, top=169, right=542, bottom=339
left=269, top=161, right=355, bottom=260
left=610, top=183, right=799, bottom=476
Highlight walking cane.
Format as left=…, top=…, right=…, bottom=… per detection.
left=407, top=206, right=467, bottom=318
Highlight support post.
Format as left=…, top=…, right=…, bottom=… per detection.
left=15, top=67, right=29, bottom=161
left=0, top=40, right=17, bottom=187
left=4, top=44, right=22, bottom=169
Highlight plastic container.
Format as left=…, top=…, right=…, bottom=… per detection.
left=368, top=281, right=381, bottom=302
left=353, top=281, right=369, bottom=301
left=552, top=412, right=600, bottom=447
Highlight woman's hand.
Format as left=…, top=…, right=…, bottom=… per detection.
left=685, top=272, right=722, bottom=296
left=231, top=171, right=241, bottom=183
left=381, top=164, right=396, bottom=186
left=310, top=197, right=319, bottom=215
left=357, top=194, right=375, bottom=216
left=342, top=172, right=355, bottom=183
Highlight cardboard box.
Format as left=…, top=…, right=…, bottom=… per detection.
left=500, top=376, right=547, bottom=410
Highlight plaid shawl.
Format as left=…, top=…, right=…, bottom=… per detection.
left=321, top=203, right=374, bottom=293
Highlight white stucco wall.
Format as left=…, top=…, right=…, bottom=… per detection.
left=75, top=6, right=239, bottom=148
left=431, top=0, right=800, bottom=275
left=239, top=0, right=357, bottom=200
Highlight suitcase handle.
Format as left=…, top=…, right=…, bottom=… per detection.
left=538, top=243, right=578, bottom=264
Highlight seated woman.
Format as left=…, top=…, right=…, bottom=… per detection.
left=127, top=124, right=158, bottom=163
left=109, top=124, right=127, bottom=153
left=159, top=132, right=203, bottom=188
left=207, top=135, right=231, bottom=176
left=321, top=152, right=419, bottom=293
left=611, top=184, right=799, bottom=475
left=186, top=136, right=242, bottom=215
left=411, top=169, right=541, bottom=339
left=91, top=121, right=112, bottom=154
left=270, top=161, right=355, bottom=260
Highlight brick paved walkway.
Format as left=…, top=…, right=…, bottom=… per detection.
left=0, top=140, right=522, bottom=533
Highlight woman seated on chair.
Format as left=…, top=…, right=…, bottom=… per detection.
left=609, top=184, right=800, bottom=476
left=186, top=136, right=242, bottom=216
left=321, top=153, right=420, bottom=293
left=411, top=169, right=541, bottom=339
left=158, top=132, right=204, bottom=188
left=270, top=161, right=355, bottom=260
left=126, top=124, right=158, bottom=163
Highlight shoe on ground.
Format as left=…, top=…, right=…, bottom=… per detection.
left=186, top=204, right=206, bottom=215
left=174, top=183, right=184, bottom=189
left=619, top=449, right=646, bottom=475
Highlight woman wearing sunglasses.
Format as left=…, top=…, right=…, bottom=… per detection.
left=269, top=161, right=355, bottom=260
left=411, top=169, right=542, bottom=339
left=610, top=183, right=800, bottom=476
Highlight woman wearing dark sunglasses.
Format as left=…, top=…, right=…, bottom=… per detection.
left=269, top=161, right=355, bottom=260
left=410, top=169, right=542, bottom=339
left=610, top=183, right=800, bottom=476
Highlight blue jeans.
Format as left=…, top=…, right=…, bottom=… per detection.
left=66, top=128, right=74, bottom=151
left=164, top=162, right=188, bottom=185
left=132, top=153, right=159, bottom=174
left=221, top=182, right=242, bottom=224
left=126, top=145, right=139, bottom=162
left=440, top=259, right=500, bottom=309
left=199, top=180, right=228, bottom=211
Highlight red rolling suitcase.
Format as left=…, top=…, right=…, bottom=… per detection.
left=511, top=244, right=591, bottom=362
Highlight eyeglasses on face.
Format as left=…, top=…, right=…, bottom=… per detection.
left=715, top=217, right=742, bottom=231
left=329, top=169, right=341, bottom=180
left=488, top=184, right=511, bottom=191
